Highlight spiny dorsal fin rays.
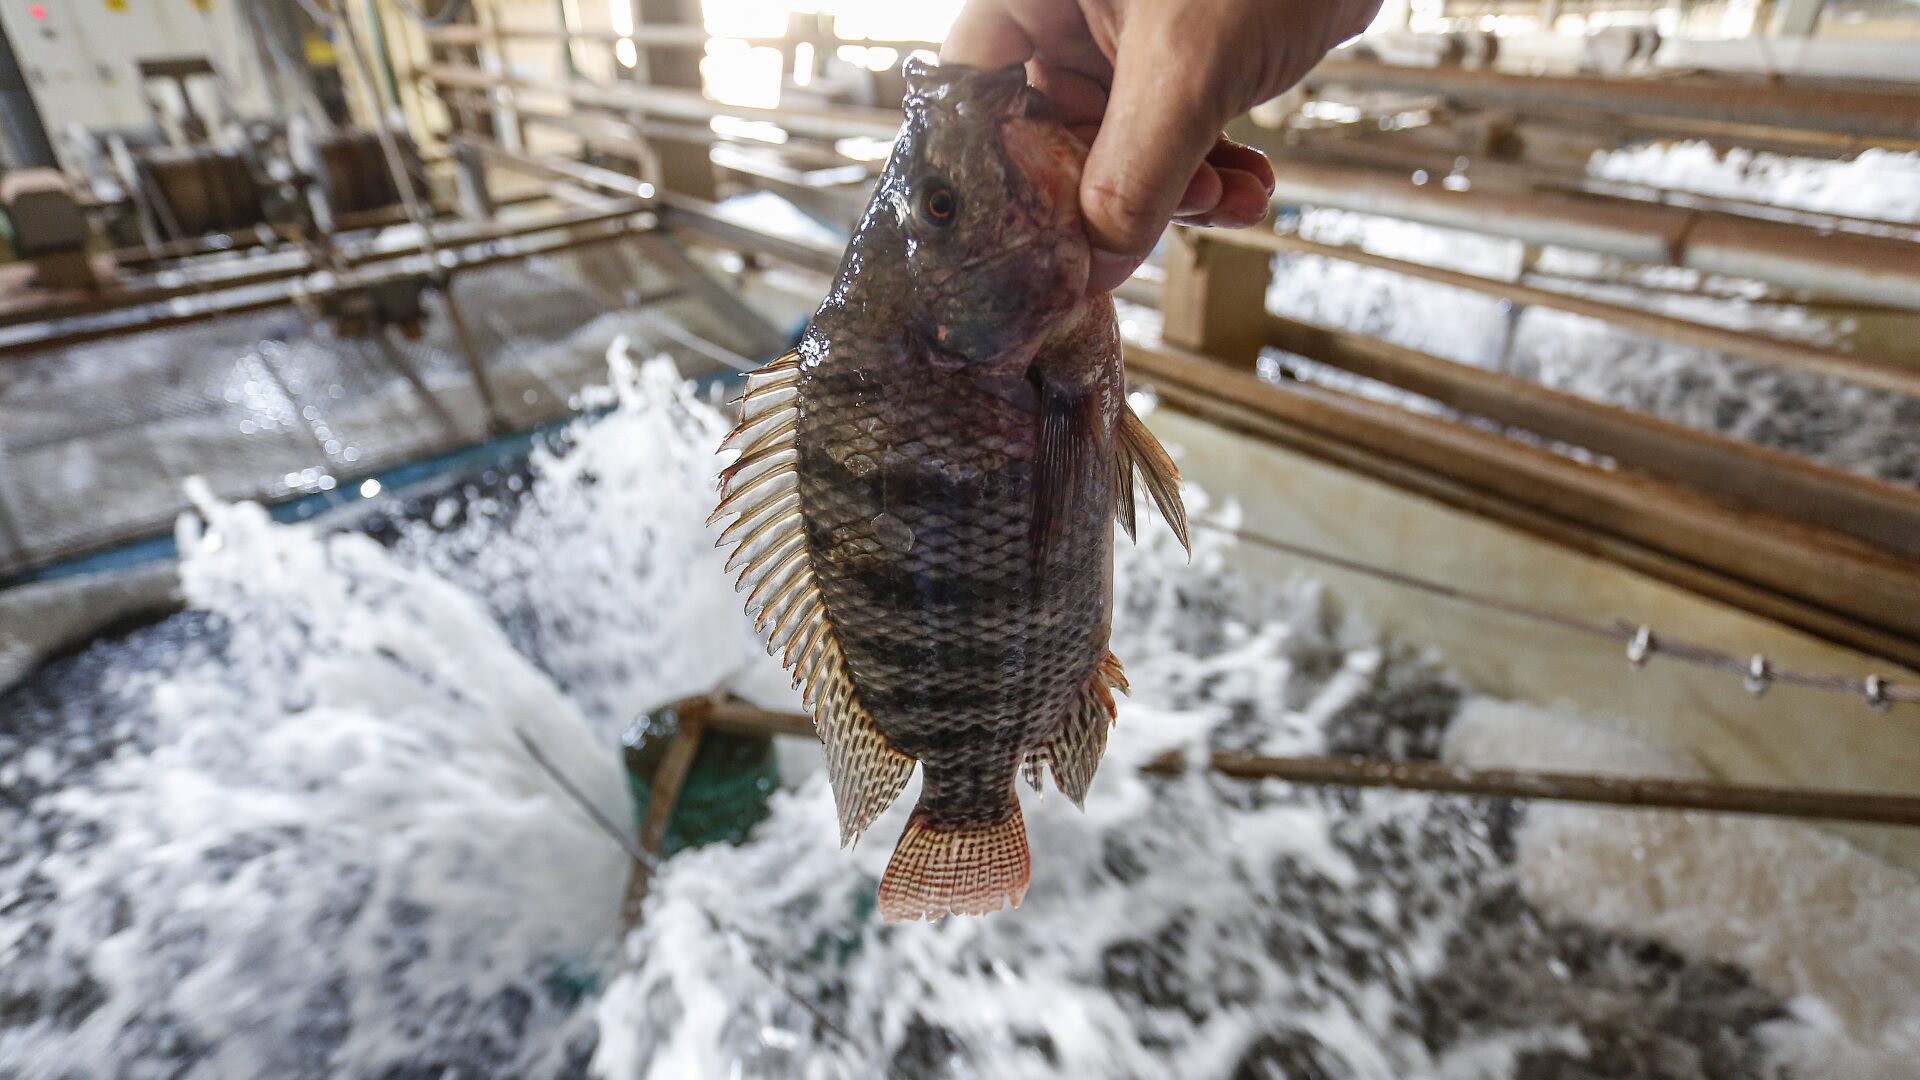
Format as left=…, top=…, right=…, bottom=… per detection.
left=1116, top=404, right=1190, bottom=556
left=727, top=413, right=799, bottom=464
left=752, top=568, right=813, bottom=633
left=766, top=593, right=823, bottom=652
left=711, top=348, right=914, bottom=848
left=719, top=444, right=798, bottom=494
left=717, top=489, right=801, bottom=551
left=727, top=527, right=804, bottom=582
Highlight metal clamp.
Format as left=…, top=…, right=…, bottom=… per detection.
left=1744, top=654, right=1771, bottom=697
left=1627, top=625, right=1656, bottom=668
left=1865, top=676, right=1892, bottom=712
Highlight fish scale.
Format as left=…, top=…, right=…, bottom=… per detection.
left=711, top=59, right=1190, bottom=921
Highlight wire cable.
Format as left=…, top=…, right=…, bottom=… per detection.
left=1195, top=519, right=1918, bottom=708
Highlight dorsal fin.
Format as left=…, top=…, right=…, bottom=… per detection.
left=1116, top=404, right=1190, bottom=554
left=712, top=351, right=914, bottom=846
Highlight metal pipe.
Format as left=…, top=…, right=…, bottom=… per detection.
left=680, top=698, right=1920, bottom=828
left=336, top=2, right=511, bottom=432
left=0, top=213, right=654, bottom=358
left=422, top=23, right=936, bottom=53
left=419, top=63, right=903, bottom=140
left=1265, top=158, right=1920, bottom=311
left=457, top=136, right=849, bottom=276
left=1302, top=58, right=1920, bottom=141
left=0, top=202, right=647, bottom=333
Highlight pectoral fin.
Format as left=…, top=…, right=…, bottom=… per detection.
left=1031, top=376, right=1106, bottom=569
left=1116, top=405, right=1189, bottom=554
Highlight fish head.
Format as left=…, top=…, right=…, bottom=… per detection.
left=876, top=58, right=1092, bottom=367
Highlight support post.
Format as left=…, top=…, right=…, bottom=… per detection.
left=624, top=710, right=706, bottom=923
left=1768, top=0, right=1823, bottom=37
left=1159, top=228, right=1273, bottom=369
left=634, top=0, right=718, bottom=199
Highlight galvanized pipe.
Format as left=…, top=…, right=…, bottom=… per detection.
left=0, top=211, right=654, bottom=358
left=423, top=23, right=935, bottom=53
left=420, top=63, right=903, bottom=141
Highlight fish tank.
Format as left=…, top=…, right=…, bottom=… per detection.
left=5, top=337, right=1915, bottom=1078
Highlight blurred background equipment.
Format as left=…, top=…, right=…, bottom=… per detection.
left=3, top=1, right=1920, bottom=1078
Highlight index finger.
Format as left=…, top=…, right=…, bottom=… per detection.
left=941, top=3, right=1035, bottom=68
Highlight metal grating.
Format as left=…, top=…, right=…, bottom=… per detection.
left=0, top=237, right=715, bottom=578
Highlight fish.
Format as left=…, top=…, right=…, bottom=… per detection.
left=709, top=59, right=1188, bottom=922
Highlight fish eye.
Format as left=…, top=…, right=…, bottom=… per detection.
left=920, top=184, right=958, bottom=226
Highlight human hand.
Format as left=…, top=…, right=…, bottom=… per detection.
left=942, top=0, right=1383, bottom=292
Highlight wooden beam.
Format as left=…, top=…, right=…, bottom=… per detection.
left=1278, top=126, right=1920, bottom=243
left=1301, top=58, right=1920, bottom=141
left=1147, top=369, right=1920, bottom=667
left=1221, top=230, right=1920, bottom=399
left=638, top=716, right=706, bottom=855
left=1261, top=158, right=1920, bottom=311
left=630, top=0, right=717, bottom=200
left=1264, top=313, right=1920, bottom=558
left=623, top=712, right=705, bottom=923
left=1123, top=338, right=1920, bottom=664
left=1159, top=229, right=1273, bottom=368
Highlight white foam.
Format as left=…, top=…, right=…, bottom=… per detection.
left=1448, top=699, right=1920, bottom=1078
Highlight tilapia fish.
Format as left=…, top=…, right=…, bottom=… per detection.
left=711, top=59, right=1188, bottom=922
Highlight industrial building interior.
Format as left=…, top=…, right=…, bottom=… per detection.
left=2, top=0, right=1918, bottom=1077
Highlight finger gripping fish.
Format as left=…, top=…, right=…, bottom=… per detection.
left=711, top=59, right=1188, bottom=922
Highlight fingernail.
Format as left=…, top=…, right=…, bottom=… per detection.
left=1087, top=249, right=1144, bottom=294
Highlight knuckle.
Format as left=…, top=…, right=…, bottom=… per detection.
left=1082, top=177, right=1164, bottom=253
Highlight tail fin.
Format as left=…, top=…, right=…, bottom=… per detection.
left=877, top=802, right=1030, bottom=922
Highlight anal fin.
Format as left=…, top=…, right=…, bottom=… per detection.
left=878, top=803, right=1031, bottom=922
left=1034, top=651, right=1128, bottom=809
left=811, top=642, right=915, bottom=847
left=1116, top=404, right=1190, bottom=554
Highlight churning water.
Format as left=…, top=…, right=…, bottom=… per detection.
left=4, top=346, right=1917, bottom=1079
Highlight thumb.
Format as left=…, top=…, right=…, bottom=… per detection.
left=1079, top=27, right=1228, bottom=264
